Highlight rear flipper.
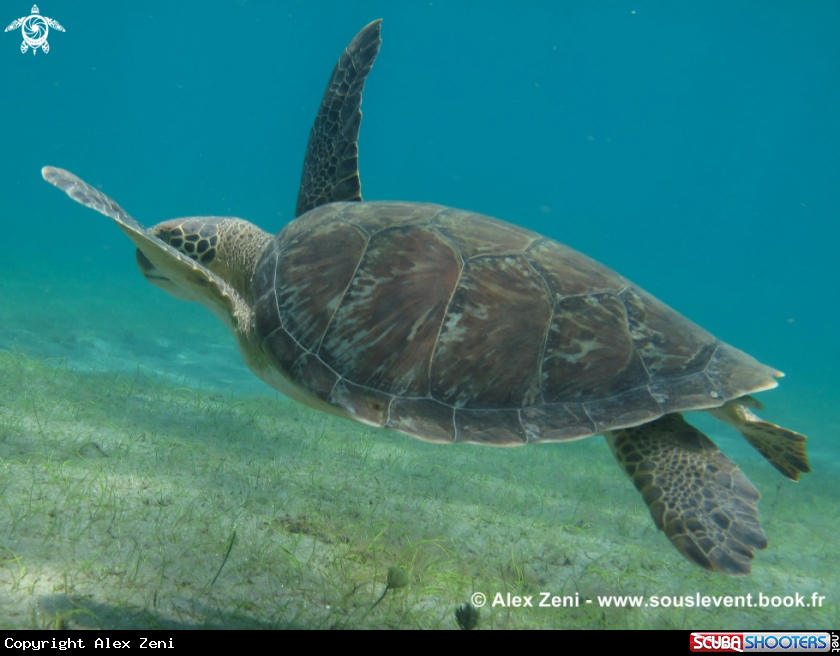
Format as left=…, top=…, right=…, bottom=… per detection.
left=606, top=413, right=767, bottom=575
left=708, top=398, right=810, bottom=481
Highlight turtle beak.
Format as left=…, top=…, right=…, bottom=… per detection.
left=135, top=248, right=164, bottom=280
left=135, top=247, right=196, bottom=302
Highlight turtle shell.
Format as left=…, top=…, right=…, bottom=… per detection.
left=251, top=202, right=780, bottom=445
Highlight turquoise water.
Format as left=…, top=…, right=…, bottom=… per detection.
left=1, top=0, right=838, bottom=629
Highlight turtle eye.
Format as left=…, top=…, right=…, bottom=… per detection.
left=153, top=226, right=175, bottom=244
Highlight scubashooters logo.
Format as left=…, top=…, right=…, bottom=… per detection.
left=4, top=5, right=64, bottom=55
left=690, top=632, right=831, bottom=652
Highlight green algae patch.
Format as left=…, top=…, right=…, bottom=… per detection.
left=0, top=350, right=836, bottom=629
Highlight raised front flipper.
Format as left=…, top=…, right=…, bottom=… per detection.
left=606, top=413, right=767, bottom=575
left=41, top=166, right=241, bottom=332
left=295, top=19, right=382, bottom=217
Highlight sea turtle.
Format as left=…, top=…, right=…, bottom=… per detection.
left=4, top=4, right=64, bottom=55
left=42, top=20, right=809, bottom=575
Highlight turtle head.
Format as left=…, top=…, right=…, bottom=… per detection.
left=138, top=217, right=271, bottom=304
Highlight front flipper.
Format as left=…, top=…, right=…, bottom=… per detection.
left=4, top=17, right=25, bottom=32
left=708, top=399, right=810, bottom=481
left=295, top=19, right=382, bottom=218
left=606, top=414, right=767, bottom=575
left=42, top=166, right=240, bottom=332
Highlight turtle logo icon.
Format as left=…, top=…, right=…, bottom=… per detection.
left=5, top=5, right=64, bottom=55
